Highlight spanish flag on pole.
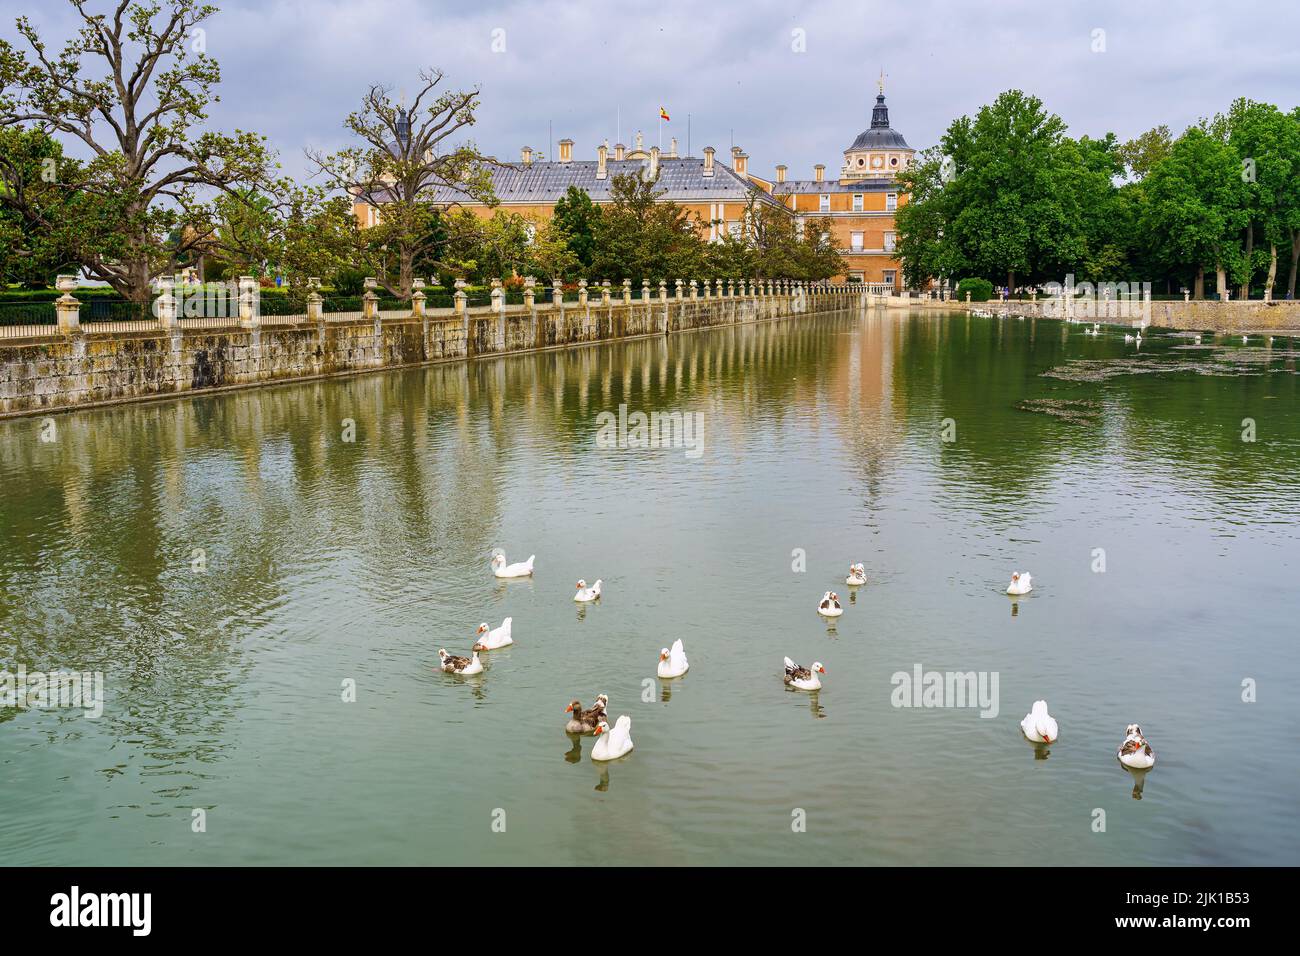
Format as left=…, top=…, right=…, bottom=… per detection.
left=659, top=106, right=670, bottom=122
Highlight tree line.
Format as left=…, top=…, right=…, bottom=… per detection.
left=895, top=90, right=1300, bottom=299
left=0, top=1, right=842, bottom=306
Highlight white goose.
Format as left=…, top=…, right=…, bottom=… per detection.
left=783, top=656, right=825, bottom=691
left=817, top=590, right=843, bottom=617
left=657, top=639, right=689, bottom=678
left=1006, top=571, right=1032, bottom=595
left=845, top=563, right=866, bottom=586
left=1116, top=723, right=1156, bottom=769
left=591, top=715, right=634, bottom=761
left=574, top=579, right=602, bottom=602
left=1020, top=700, right=1058, bottom=743
left=473, top=617, right=513, bottom=650
left=491, top=553, right=534, bottom=578
left=437, top=648, right=483, bottom=675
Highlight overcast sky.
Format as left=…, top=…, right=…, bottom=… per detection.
left=6, top=0, right=1300, bottom=184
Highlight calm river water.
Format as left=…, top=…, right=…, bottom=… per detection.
left=2, top=308, right=1298, bottom=865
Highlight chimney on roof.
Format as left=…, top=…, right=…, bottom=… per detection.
left=703, top=146, right=715, bottom=177
left=814, top=164, right=825, bottom=182
left=647, top=146, right=660, bottom=181
left=614, top=142, right=625, bottom=161
left=734, top=150, right=748, bottom=176
left=558, top=138, right=573, bottom=163
left=521, top=146, right=533, bottom=166
left=776, top=164, right=787, bottom=183
left=669, top=137, right=678, bottom=158
left=596, top=140, right=608, bottom=180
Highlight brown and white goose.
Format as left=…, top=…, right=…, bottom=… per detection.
left=438, top=648, right=483, bottom=675
left=783, top=656, right=825, bottom=691
left=564, top=697, right=605, bottom=734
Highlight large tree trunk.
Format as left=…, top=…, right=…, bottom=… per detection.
left=1240, top=222, right=1253, bottom=299
left=1265, top=243, right=1277, bottom=300
left=1007, top=269, right=1015, bottom=296
left=1215, top=264, right=1227, bottom=300
left=1194, top=266, right=1205, bottom=300
left=1288, top=230, right=1300, bottom=299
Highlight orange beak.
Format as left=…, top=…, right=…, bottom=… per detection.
left=818, top=666, right=826, bottom=674
left=564, top=703, right=574, bottom=713
left=593, top=726, right=604, bottom=735
left=660, top=653, right=668, bottom=661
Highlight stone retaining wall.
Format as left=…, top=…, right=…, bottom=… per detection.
left=1, top=289, right=854, bottom=418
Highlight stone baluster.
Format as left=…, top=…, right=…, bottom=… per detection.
left=523, top=276, right=536, bottom=309
left=454, top=278, right=468, bottom=315
left=601, top=280, right=611, bottom=306
left=307, top=289, right=323, bottom=321
left=240, top=275, right=262, bottom=328
left=55, top=274, right=81, bottom=333
left=659, top=279, right=668, bottom=302
left=675, top=279, right=683, bottom=301
left=578, top=279, right=589, bottom=307
left=412, top=277, right=427, bottom=318
left=490, top=278, right=505, bottom=313
left=154, top=275, right=176, bottom=330
left=552, top=278, right=563, bottom=307
left=690, top=279, right=698, bottom=300
left=622, top=279, right=632, bottom=306
left=642, top=278, right=652, bottom=303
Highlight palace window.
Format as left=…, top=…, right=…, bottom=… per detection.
left=727, top=221, right=742, bottom=238
left=883, top=269, right=897, bottom=286
left=819, top=194, right=830, bottom=212
left=886, top=193, right=898, bottom=212
left=852, top=194, right=864, bottom=212
left=884, top=232, right=896, bottom=252
left=850, top=231, right=864, bottom=251
left=525, top=222, right=536, bottom=244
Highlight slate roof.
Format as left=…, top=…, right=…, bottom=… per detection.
left=410, top=157, right=777, bottom=206
left=845, top=93, right=912, bottom=152
left=773, top=179, right=900, bottom=195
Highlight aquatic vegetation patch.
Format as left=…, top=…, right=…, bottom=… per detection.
left=1042, top=347, right=1300, bottom=382
left=1015, top=398, right=1102, bottom=423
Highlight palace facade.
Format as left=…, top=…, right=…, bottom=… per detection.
left=352, top=88, right=913, bottom=286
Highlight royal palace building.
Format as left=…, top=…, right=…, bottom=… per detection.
left=353, top=84, right=913, bottom=286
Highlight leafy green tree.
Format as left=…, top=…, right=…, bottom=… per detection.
left=1117, top=126, right=1173, bottom=180
left=1222, top=99, right=1300, bottom=298
left=590, top=172, right=706, bottom=282
left=1142, top=127, right=1247, bottom=298
left=0, top=126, right=78, bottom=286
left=0, top=0, right=275, bottom=303
left=307, top=69, right=496, bottom=297
left=551, top=186, right=600, bottom=271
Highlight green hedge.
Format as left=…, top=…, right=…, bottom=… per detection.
left=955, top=278, right=994, bottom=302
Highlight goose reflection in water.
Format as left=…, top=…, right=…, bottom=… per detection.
left=1122, top=766, right=1150, bottom=800
left=563, top=735, right=583, bottom=764
left=783, top=685, right=827, bottom=719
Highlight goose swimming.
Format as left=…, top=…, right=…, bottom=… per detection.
left=1019, top=699, right=1058, bottom=743
left=657, top=639, right=689, bottom=679
left=783, top=656, right=825, bottom=691
left=438, top=648, right=483, bottom=675
left=564, top=698, right=603, bottom=735
left=1006, top=571, right=1032, bottom=596
left=1116, top=723, right=1156, bottom=769
left=591, top=715, right=634, bottom=761
left=846, top=563, right=866, bottom=586
left=574, top=579, right=602, bottom=602
left=817, top=591, right=843, bottom=617
left=491, top=553, right=535, bottom=578
left=473, top=617, right=513, bottom=650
